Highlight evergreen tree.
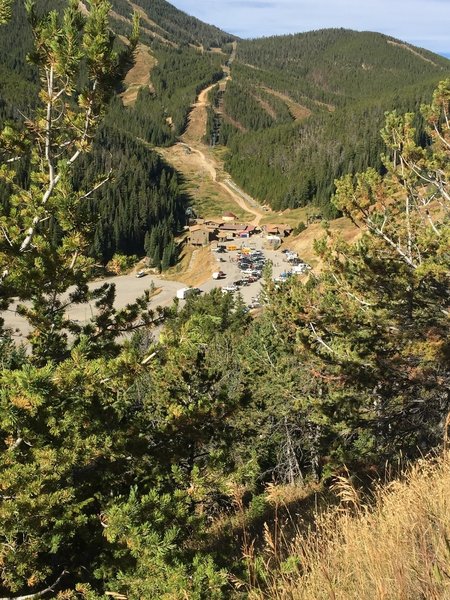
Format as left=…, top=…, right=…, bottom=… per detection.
left=0, top=0, right=144, bottom=361
left=0, top=1, right=449, bottom=594
left=262, top=81, right=450, bottom=472
left=0, top=0, right=12, bottom=23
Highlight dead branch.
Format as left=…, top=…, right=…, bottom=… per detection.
left=0, top=570, right=68, bottom=600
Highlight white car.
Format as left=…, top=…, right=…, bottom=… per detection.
left=135, top=270, right=146, bottom=278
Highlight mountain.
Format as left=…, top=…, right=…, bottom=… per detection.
left=109, top=0, right=236, bottom=47
left=0, top=0, right=235, bottom=121
left=1, top=4, right=449, bottom=597
left=1, top=2, right=450, bottom=256
left=208, top=29, right=450, bottom=214
left=0, top=0, right=235, bottom=266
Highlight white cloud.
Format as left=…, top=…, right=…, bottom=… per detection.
left=172, top=0, right=450, bottom=54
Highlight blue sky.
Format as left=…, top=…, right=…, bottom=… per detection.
left=171, top=0, right=450, bottom=56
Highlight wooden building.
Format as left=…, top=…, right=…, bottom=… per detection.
left=188, top=225, right=211, bottom=247
left=263, top=224, right=293, bottom=238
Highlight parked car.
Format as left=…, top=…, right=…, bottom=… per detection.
left=135, top=270, right=146, bottom=278
left=248, top=301, right=261, bottom=309
left=222, top=285, right=238, bottom=293
left=176, top=287, right=201, bottom=300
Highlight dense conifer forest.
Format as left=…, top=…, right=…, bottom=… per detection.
left=0, top=0, right=225, bottom=268
left=109, top=45, right=223, bottom=145
left=206, top=30, right=450, bottom=214
left=3, top=0, right=449, bottom=255
left=76, top=124, right=185, bottom=266
left=109, top=0, right=236, bottom=48
left=0, top=2, right=449, bottom=596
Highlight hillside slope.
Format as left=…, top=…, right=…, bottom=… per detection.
left=2, top=3, right=450, bottom=263
left=0, top=0, right=235, bottom=267
left=251, top=454, right=450, bottom=600
left=209, top=30, right=450, bottom=215
left=110, top=0, right=236, bottom=48
left=235, top=29, right=450, bottom=105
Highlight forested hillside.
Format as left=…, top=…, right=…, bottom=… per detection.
left=0, top=0, right=37, bottom=120
left=111, top=46, right=223, bottom=145
left=0, top=1, right=449, bottom=597
left=0, top=0, right=229, bottom=267
left=76, top=124, right=185, bottom=267
left=109, top=0, right=235, bottom=47
left=208, top=30, right=450, bottom=215
left=4, top=0, right=448, bottom=257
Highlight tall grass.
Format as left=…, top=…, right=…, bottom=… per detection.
left=248, top=454, right=450, bottom=600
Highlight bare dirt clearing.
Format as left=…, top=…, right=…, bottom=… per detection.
left=158, top=60, right=266, bottom=225
left=181, top=81, right=219, bottom=145
left=387, top=40, right=437, bottom=66
left=157, top=144, right=252, bottom=222
left=122, top=43, right=157, bottom=106
left=110, top=10, right=174, bottom=46
left=260, top=86, right=312, bottom=121
left=163, top=245, right=216, bottom=286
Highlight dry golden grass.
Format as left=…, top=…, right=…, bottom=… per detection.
left=259, top=207, right=311, bottom=227
left=209, top=47, right=227, bottom=55
left=250, top=454, right=450, bottom=600
left=162, top=245, right=215, bottom=286
left=157, top=145, right=253, bottom=221
left=287, top=216, right=361, bottom=272
left=121, top=43, right=157, bottom=106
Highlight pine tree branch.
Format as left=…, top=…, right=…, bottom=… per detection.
left=1, top=225, right=13, bottom=247
left=19, top=81, right=98, bottom=253
left=0, top=570, right=68, bottom=600
left=0, top=268, right=9, bottom=284
left=365, top=215, right=418, bottom=269
left=433, top=122, right=450, bottom=150
left=309, top=322, right=335, bottom=355
left=330, top=274, right=374, bottom=307
left=78, top=166, right=113, bottom=201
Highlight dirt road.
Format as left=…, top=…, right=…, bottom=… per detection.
left=159, top=42, right=268, bottom=226
left=218, top=178, right=265, bottom=226
left=174, top=141, right=264, bottom=225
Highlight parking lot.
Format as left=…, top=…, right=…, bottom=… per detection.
left=198, top=234, right=296, bottom=307
left=3, top=234, right=308, bottom=340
